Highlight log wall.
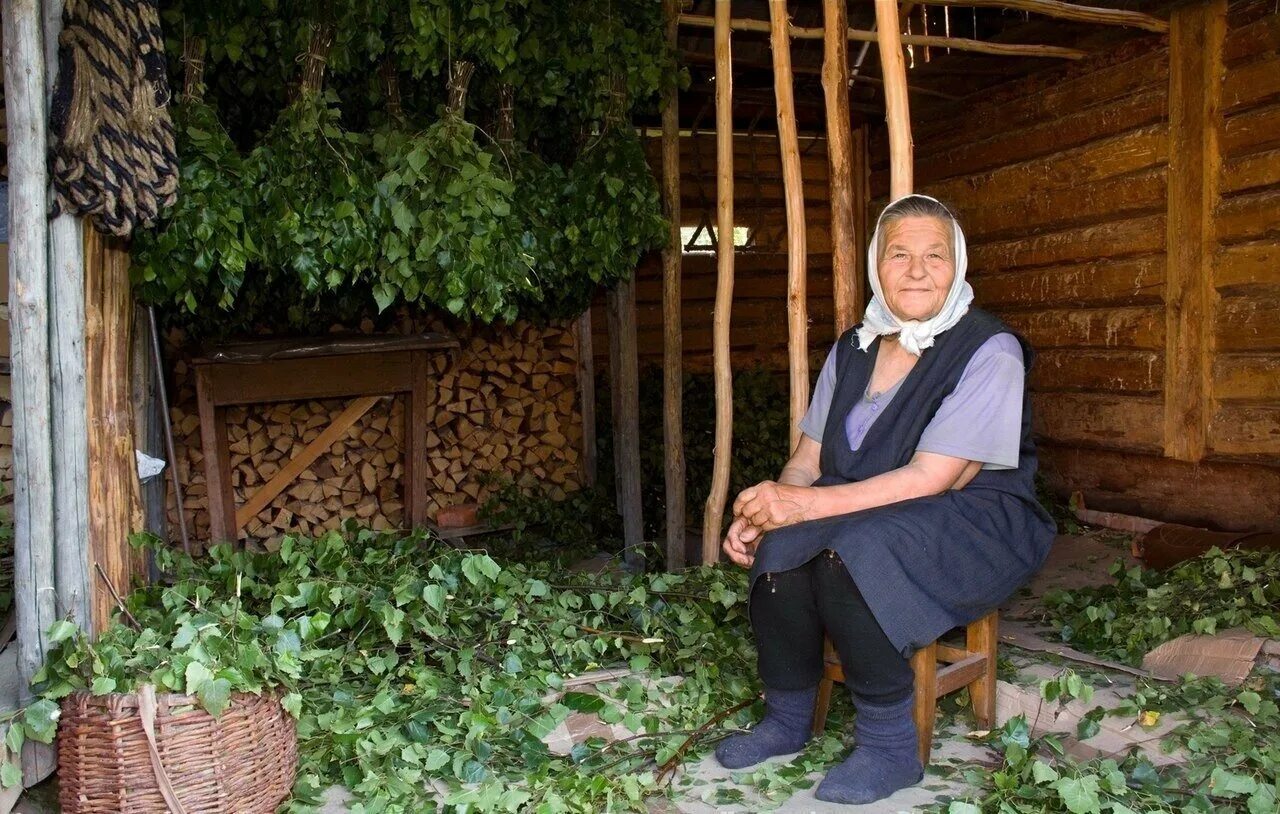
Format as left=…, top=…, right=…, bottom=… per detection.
left=869, top=0, right=1280, bottom=531
left=165, top=315, right=584, bottom=549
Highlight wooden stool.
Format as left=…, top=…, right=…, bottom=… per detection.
left=811, top=611, right=999, bottom=765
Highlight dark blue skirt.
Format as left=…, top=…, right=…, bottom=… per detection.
left=748, top=486, right=1053, bottom=657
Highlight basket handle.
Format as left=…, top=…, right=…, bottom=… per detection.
left=138, top=685, right=190, bottom=814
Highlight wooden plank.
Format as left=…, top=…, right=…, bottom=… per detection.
left=195, top=368, right=236, bottom=546
left=1002, top=305, right=1165, bottom=350
left=823, top=0, right=858, bottom=334
left=908, top=89, right=1167, bottom=188
left=971, top=255, right=1164, bottom=309
left=1212, top=354, right=1280, bottom=401
left=1034, top=392, right=1165, bottom=451
left=1030, top=349, right=1163, bottom=395
left=1220, top=147, right=1280, bottom=196
left=1215, top=188, right=1280, bottom=243
left=1163, top=0, right=1224, bottom=463
left=662, top=0, right=685, bottom=571
left=234, top=396, right=380, bottom=527
left=876, top=0, right=912, bottom=200
left=1039, top=444, right=1280, bottom=532
left=1214, top=291, right=1280, bottom=351
left=703, top=0, right=734, bottom=563
left=967, top=613, right=998, bottom=728
left=574, top=311, right=597, bottom=487
left=203, top=353, right=414, bottom=405
left=1213, top=240, right=1280, bottom=291
left=607, top=280, right=644, bottom=568
left=1207, top=404, right=1280, bottom=456
left=4, top=0, right=59, bottom=782
left=920, top=1, right=1168, bottom=33
left=769, top=0, right=809, bottom=451
left=935, top=653, right=988, bottom=698
left=1222, top=103, right=1280, bottom=157
left=969, top=214, right=1166, bottom=273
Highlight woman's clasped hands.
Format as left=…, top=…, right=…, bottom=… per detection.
left=721, top=481, right=817, bottom=568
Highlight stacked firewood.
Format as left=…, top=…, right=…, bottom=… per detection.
left=165, top=317, right=584, bottom=549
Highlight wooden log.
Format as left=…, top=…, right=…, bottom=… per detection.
left=1222, top=102, right=1280, bottom=158
left=1163, top=0, right=1225, bottom=463
left=703, top=0, right=735, bottom=564
left=1221, top=147, right=1280, bottom=196
left=607, top=281, right=644, bottom=568
left=876, top=0, right=913, bottom=201
left=919, top=0, right=1168, bottom=33
left=1214, top=291, right=1280, bottom=352
left=662, top=0, right=686, bottom=571
left=769, top=0, right=808, bottom=451
left=822, top=0, right=860, bottom=334
left=1212, top=353, right=1280, bottom=402
left=1215, top=188, right=1280, bottom=243
left=678, top=13, right=1087, bottom=59
left=1207, top=404, right=1280, bottom=456
left=1031, top=349, right=1163, bottom=396
left=970, top=255, right=1164, bottom=310
left=4, top=0, right=59, bottom=782
left=969, top=214, right=1167, bottom=273
left=1002, top=305, right=1165, bottom=351
left=1033, top=392, right=1165, bottom=452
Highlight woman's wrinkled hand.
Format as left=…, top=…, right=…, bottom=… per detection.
left=722, top=516, right=763, bottom=568
left=733, top=480, right=815, bottom=532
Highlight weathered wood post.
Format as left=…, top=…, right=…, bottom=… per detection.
left=768, top=0, right=809, bottom=451
left=702, top=0, right=734, bottom=563
left=822, top=0, right=862, bottom=333
left=661, top=0, right=686, bottom=570
left=606, top=283, right=644, bottom=568
left=3, top=0, right=60, bottom=782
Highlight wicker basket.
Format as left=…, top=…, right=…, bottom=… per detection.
left=58, top=688, right=297, bottom=813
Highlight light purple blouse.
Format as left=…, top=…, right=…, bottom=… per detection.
left=798, top=333, right=1026, bottom=470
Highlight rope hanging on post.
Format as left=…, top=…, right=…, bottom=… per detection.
left=49, top=0, right=178, bottom=237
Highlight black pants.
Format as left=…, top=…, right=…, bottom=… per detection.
left=751, top=549, right=914, bottom=704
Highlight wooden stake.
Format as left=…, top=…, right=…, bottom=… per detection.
left=769, top=0, right=808, bottom=451
left=679, top=13, right=1088, bottom=60
left=703, top=0, right=735, bottom=563
left=823, top=0, right=859, bottom=334
left=607, top=283, right=644, bottom=568
left=661, top=0, right=686, bottom=571
left=4, top=0, right=59, bottom=783
left=876, top=0, right=914, bottom=200
left=920, top=0, right=1169, bottom=33
left=1163, top=0, right=1224, bottom=463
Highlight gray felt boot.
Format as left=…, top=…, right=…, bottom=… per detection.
left=814, top=693, right=924, bottom=804
left=714, top=686, right=816, bottom=770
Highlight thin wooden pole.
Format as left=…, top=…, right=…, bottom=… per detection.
left=852, top=124, right=870, bottom=317
left=703, top=0, right=734, bottom=563
left=661, top=0, right=686, bottom=571
left=769, top=0, right=808, bottom=451
left=573, top=311, right=597, bottom=488
left=4, top=0, right=59, bottom=783
left=679, top=13, right=1088, bottom=60
left=607, top=283, right=644, bottom=568
left=920, top=0, right=1168, bottom=33
left=823, top=0, right=859, bottom=334
left=876, top=0, right=914, bottom=200
left=44, top=0, right=92, bottom=637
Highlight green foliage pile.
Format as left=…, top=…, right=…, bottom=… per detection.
left=943, top=671, right=1280, bottom=814
left=1041, top=548, right=1280, bottom=665
left=17, top=528, right=759, bottom=811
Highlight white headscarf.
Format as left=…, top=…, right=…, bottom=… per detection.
left=855, top=194, right=974, bottom=356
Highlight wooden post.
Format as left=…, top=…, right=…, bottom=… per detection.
left=1163, top=0, right=1224, bottom=463
left=573, top=312, right=597, bottom=487
left=607, top=283, right=644, bottom=568
left=4, top=0, right=59, bottom=782
left=876, top=0, right=914, bottom=200
left=661, top=0, right=686, bottom=570
left=43, top=0, right=93, bottom=635
left=702, top=0, right=734, bottom=563
left=823, top=0, right=860, bottom=335
left=131, top=305, right=166, bottom=545
left=769, top=0, right=809, bottom=451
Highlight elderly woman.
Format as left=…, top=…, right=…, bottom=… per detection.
left=715, top=194, right=1056, bottom=804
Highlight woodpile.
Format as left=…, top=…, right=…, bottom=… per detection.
left=165, top=317, right=584, bottom=549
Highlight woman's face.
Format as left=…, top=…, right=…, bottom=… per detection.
left=877, top=215, right=956, bottom=321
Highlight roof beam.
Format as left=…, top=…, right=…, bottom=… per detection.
left=679, top=13, right=1088, bottom=60
left=919, top=1, right=1169, bottom=34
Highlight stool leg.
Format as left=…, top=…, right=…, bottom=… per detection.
left=968, top=612, right=999, bottom=728
left=812, top=677, right=834, bottom=736
left=910, top=643, right=937, bottom=767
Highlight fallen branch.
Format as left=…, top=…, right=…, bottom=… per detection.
left=656, top=694, right=760, bottom=785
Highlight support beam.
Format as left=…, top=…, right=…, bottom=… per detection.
left=769, top=0, right=808, bottom=451
left=607, top=282, right=644, bottom=569
left=679, top=13, right=1088, bottom=60
left=4, top=0, right=59, bottom=783
left=876, top=0, right=914, bottom=200
left=823, top=0, right=860, bottom=334
left=703, top=0, right=735, bottom=564
left=919, top=0, right=1169, bottom=34
left=1163, top=0, right=1225, bottom=462
left=661, top=0, right=686, bottom=571
left=573, top=311, right=597, bottom=488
